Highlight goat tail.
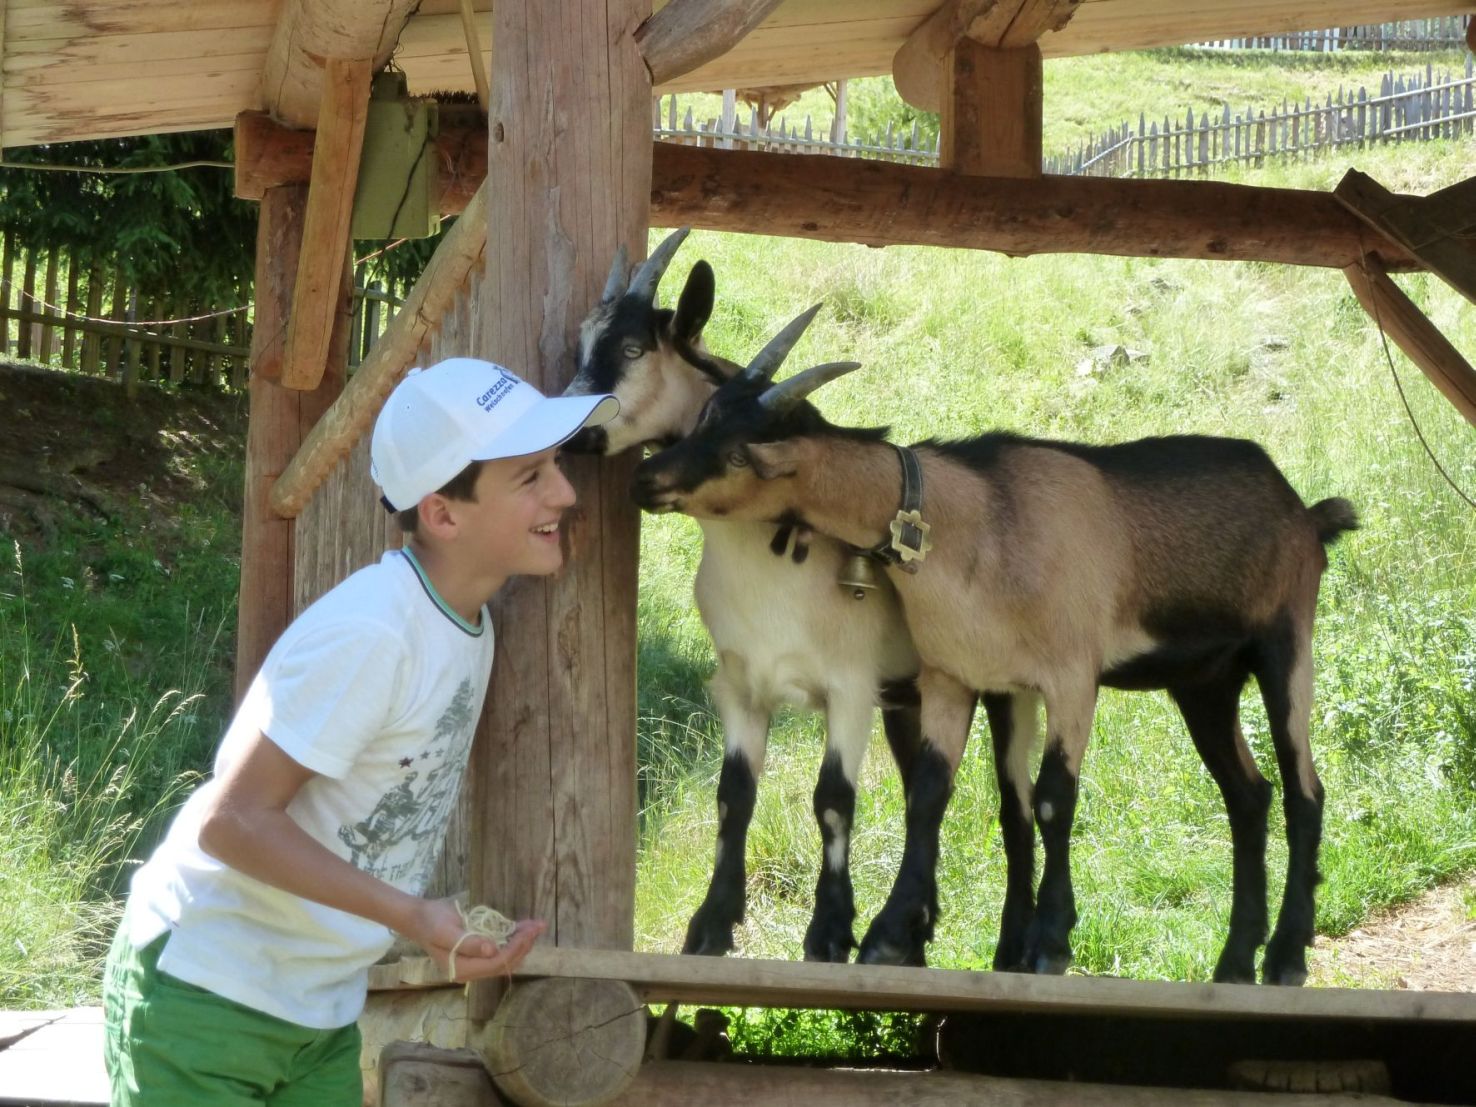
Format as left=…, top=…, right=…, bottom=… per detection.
left=1310, top=497, right=1359, bottom=546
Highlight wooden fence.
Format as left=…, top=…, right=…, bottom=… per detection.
left=1049, top=57, right=1476, bottom=178
left=1194, top=16, right=1470, bottom=52
left=0, top=236, right=407, bottom=392
left=657, top=55, right=1475, bottom=180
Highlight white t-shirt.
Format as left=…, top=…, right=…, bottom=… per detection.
left=126, top=548, right=495, bottom=1029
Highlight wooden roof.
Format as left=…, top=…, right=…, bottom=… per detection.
left=3, top=0, right=1471, bottom=148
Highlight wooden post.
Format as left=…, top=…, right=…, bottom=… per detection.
left=38, top=252, right=59, bottom=364
left=18, top=250, right=35, bottom=360
left=0, top=233, right=13, bottom=357
left=61, top=258, right=79, bottom=369
left=940, top=38, right=1043, bottom=178
left=469, top=0, right=649, bottom=1019
left=234, top=184, right=346, bottom=701
left=82, top=261, right=103, bottom=374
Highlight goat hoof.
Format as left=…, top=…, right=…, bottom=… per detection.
left=856, top=937, right=925, bottom=967
left=1031, top=951, right=1072, bottom=975
left=1262, top=936, right=1309, bottom=986
left=802, top=934, right=856, bottom=964
left=682, top=921, right=736, bottom=957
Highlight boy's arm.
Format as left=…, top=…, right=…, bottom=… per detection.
left=198, top=729, right=545, bottom=981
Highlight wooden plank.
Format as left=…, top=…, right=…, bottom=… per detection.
left=278, top=57, right=370, bottom=391
left=1335, top=168, right=1476, bottom=307
left=467, top=0, right=648, bottom=1023
left=455, top=0, right=490, bottom=110
left=260, top=0, right=419, bottom=128
left=650, top=144, right=1421, bottom=270
left=1343, top=254, right=1476, bottom=428
left=606, top=1060, right=1403, bottom=1107
left=940, top=39, right=1043, bottom=178
left=375, top=946, right=1476, bottom=1025
left=269, top=181, right=487, bottom=518
left=636, top=0, right=785, bottom=85
left=0, top=1007, right=108, bottom=1107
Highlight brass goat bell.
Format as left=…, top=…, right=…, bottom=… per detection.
left=839, top=552, right=881, bottom=601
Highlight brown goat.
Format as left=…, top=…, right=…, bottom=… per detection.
left=633, top=346, right=1356, bottom=984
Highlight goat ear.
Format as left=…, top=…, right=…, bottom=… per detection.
left=673, top=260, right=714, bottom=343
left=747, top=441, right=801, bottom=480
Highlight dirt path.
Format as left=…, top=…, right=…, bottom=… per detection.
left=1308, top=875, right=1476, bottom=992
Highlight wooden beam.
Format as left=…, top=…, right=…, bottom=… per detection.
left=269, top=181, right=488, bottom=518
left=236, top=185, right=346, bottom=700
left=635, top=0, right=783, bottom=86
left=376, top=945, right=1476, bottom=1025
left=1335, top=168, right=1476, bottom=308
left=650, top=145, right=1421, bottom=271
left=1343, top=254, right=1476, bottom=429
left=234, top=131, right=1422, bottom=273
left=455, top=0, right=490, bottom=112
left=940, top=38, right=1042, bottom=178
left=261, top=0, right=419, bottom=128
left=894, top=0, right=1078, bottom=113
left=469, top=0, right=649, bottom=1019
left=278, top=57, right=371, bottom=391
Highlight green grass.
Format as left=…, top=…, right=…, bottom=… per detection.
left=0, top=543, right=226, bottom=1008
left=632, top=138, right=1476, bottom=993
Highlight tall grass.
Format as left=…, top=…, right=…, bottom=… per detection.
left=0, top=543, right=221, bottom=1008
left=632, top=138, right=1476, bottom=992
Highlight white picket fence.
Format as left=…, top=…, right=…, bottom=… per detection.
left=1194, top=15, right=1470, bottom=52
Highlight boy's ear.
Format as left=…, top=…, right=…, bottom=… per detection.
left=746, top=440, right=800, bottom=480
left=417, top=493, right=458, bottom=539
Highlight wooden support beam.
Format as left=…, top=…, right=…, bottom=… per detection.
left=1343, top=254, right=1476, bottom=429
left=279, top=57, right=371, bottom=392
left=455, top=0, right=490, bottom=112
left=941, top=39, right=1042, bottom=178
left=261, top=0, right=419, bottom=128
left=235, top=185, right=346, bottom=700
left=635, top=0, right=783, bottom=86
left=894, top=0, right=1079, bottom=113
left=269, top=181, right=488, bottom=518
left=1335, top=169, right=1476, bottom=308
left=235, top=131, right=1422, bottom=273
left=469, top=0, right=649, bottom=1020
left=650, top=145, right=1421, bottom=271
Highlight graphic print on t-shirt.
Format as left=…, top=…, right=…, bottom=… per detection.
left=336, top=678, right=478, bottom=888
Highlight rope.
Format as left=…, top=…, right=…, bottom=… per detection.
left=0, top=277, right=249, bottom=326
left=447, top=902, right=517, bottom=982
left=1356, top=250, right=1476, bottom=512
left=0, top=159, right=232, bottom=175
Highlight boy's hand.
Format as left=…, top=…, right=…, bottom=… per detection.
left=406, top=897, right=547, bottom=982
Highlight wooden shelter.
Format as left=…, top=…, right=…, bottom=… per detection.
left=4, top=1, right=1475, bottom=1104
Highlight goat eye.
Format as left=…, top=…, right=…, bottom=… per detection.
left=727, top=451, right=749, bottom=469
left=622, top=343, right=643, bottom=359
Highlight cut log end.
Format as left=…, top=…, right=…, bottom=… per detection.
left=480, top=977, right=646, bottom=1107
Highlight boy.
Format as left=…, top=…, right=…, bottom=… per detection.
left=103, top=358, right=619, bottom=1105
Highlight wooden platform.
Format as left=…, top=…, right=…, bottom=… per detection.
left=0, top=1008, right=108, bottom=1106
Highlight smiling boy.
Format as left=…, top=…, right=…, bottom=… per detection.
left=103, top=358, right=617, bottom=1105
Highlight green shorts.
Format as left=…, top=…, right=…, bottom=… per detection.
left=103, top=921, right=362, bottom=1107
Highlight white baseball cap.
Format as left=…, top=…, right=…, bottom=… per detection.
left=371, top=358, right=619, bottom=511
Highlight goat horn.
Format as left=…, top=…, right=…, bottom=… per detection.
left=743, top=303, right=823, bottom=382
left=601, top=243, right=630, bottom=304
left=759, top=361, right=863, bottom=412
left=627, top=226, right=691, bottom=304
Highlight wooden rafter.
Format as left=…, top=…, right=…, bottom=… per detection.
left=895, top=0, right=1080, bottom=113
left=231, top=120, right=1420, bottom=272
left=261, top=0, right=420, bottom=128
left=636, top=0, right=784, bottom=86
left=1335, top=169, right=1476, bottom=308
left=278, top=57, right=371, bottom=391
left=1343, top=254, right=1476, bottom=428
